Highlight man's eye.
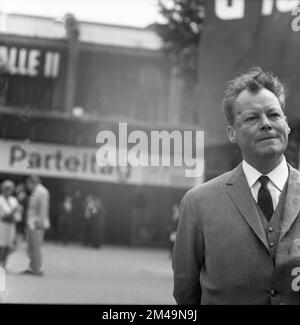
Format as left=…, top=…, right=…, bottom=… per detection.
left=245, top=116, right=256, bottom=122
left=269, top=113, right=281, bottom=118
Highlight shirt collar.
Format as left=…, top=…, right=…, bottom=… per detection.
left=242, top=157, right=288, bottom=191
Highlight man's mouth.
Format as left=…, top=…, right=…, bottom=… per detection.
left=257, top=136, right=277, bottom=142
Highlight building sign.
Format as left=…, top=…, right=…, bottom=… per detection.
left=0, top=140, right=199, bottom=188
left=214, top=0, right=300, bottom=20
left=0, top=45, right=60, bottom=78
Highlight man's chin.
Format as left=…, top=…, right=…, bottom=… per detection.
left=256, top=148, right=284, bottom=159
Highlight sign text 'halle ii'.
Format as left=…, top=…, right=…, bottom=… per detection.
left=0, top=45, right=60, bottom=78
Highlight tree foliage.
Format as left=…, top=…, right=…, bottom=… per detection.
left=152, top=0, right=206, bottom=80
left=155, top=0, right=206, bottom=55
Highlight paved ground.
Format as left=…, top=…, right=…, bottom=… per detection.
left=3, top=243, right=175, bottom=304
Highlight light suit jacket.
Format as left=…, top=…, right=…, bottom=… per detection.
left=0, top=195, right=21, bottom=246
left=27, top=184, right=50, bottom=230
left=173, top=163, right=300, bottom=305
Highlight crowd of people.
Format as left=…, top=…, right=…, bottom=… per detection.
left=0, top=175, right=49, bottom=275
left=0, top=175, right=107, bottom=277
left=57, top=193, right=106, bottom=248
left=0, top=172, right=178, bottom=277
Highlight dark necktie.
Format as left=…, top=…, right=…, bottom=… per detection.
left=257, top=175, right=274, bottom=221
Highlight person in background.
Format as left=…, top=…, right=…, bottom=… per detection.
left=15, top=183, right=28, bottom=242
left=130, top=190, right=146, bottom=246
left=58, top=195, right=73, bottom=245
left=0, top=180, right=21, bottom=268
left=83, top=195, right=105, bottom=248
left=22, top=175, right=50, bottom=276
left=169, top=204, right=180, bottom=257
left=83, top=194, right=93, bottom=247
left=92, top=198, right=106, bottom=248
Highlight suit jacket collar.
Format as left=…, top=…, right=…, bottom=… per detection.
left=226, top=163, right=270, bottom=251
left=225, top=163, right=300, bottom=249
left=279, top=165, right=300, bottom=240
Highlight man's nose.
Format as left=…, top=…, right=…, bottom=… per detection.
left=260, top=115, right=272, bottom=130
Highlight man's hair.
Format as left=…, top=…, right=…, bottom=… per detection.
left=223, top=67, right=286, bottom=125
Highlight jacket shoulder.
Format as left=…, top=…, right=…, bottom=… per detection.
left=288, top=164, right=300, bottom=180
left=36, top=184, right=49, bottom=196
left=182, top=169, right=233, bottom=203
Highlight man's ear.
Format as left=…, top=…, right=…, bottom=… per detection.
left=284, top=116, right=291, bottom=134
left=227, top=125, right=237, bottom=143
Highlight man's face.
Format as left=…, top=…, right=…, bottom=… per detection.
left=26, top=180, right=35, bottom=192
left=227, top=88, right=290, bottom=165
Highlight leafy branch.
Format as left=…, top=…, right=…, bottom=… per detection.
left=152, top=0, right=206, bottom=81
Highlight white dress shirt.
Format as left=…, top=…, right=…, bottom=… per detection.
left=242, top=157, right=289, bottom=210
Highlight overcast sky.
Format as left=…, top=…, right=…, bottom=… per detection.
left=0, top=0, right=164, bottom=27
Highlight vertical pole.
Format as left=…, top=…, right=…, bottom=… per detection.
left=167, top=63, right=183, bottom=124
left=63, top=13, right=80, bottom=114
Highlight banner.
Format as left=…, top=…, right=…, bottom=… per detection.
left=197, top=0, right=300, bottom=145
left=0, top=140, right=199, bottom=188
left=0, top=44, right=61, bottom=78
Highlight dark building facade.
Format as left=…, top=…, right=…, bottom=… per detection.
left=0, top=15, right=199, bottom=247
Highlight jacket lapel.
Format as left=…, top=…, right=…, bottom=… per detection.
left=226, top=163, right=270, bottom=252
left=279, top=165, right=300, bottom=241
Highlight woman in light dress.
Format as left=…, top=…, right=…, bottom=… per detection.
left=0, top=180, right=21, bottom=268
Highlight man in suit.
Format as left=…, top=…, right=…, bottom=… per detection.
left=23, top=175, right=50, bottom=275
left=173, top=67, right=300, bottom=305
